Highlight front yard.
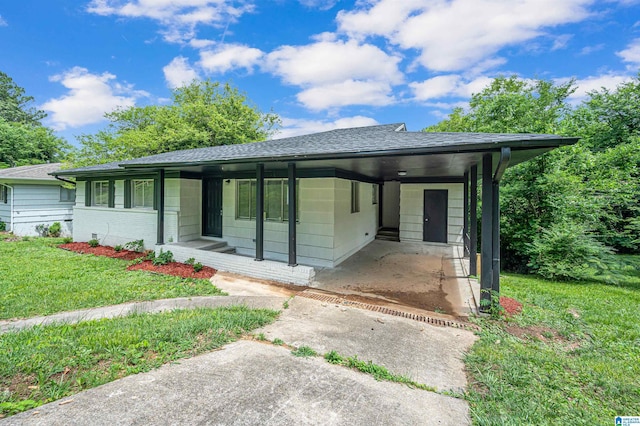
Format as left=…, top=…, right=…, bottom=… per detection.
left=0, top=235, right=222, bottom=320
left=0, top=235, right=279, bottom=417
left=465, top=259, right=640, bottom=425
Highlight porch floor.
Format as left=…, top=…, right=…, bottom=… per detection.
left=312, top=240, right=479, bottom=317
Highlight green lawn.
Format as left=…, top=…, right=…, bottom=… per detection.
left=0, top=236, right=223, bottom=320
left=465, top=260, right=640, bottom=425
left=0, top=307, right=278, bottom=415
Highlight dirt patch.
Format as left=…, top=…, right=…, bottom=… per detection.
left=59, top=242, right=145, bottom=261
left=4, top=373, right=38, bottom=399
left=500, top=297, right=523, bottom=317
left=127, top=260, right=215, bottom=279
left=59, top=242, right=216, bottom=279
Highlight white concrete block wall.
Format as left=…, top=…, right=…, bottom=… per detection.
left=399, top=183, right=464, bottom=244
left=178, top=178, right=201, bottom=242
left=332, top=179, right=378, bottom=265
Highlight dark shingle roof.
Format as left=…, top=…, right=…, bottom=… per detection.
left=54, top=123, right=578, bottom=176
left=0, top=163, right=63, bottom=181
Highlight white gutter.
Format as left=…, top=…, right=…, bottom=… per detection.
left=0, top=183, right=14, bottom=232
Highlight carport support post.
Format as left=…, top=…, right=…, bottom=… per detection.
left=463, top=171, right=469, bottom=257
left=480, top=155, right=493, bottom=312
left=469, top=165, right=478, bottom=276
left=288, top=162, right=297, bottom=267
left=492, top=182, right=500, bottom=296
left=156, top=169, right=165, bottom=245
left=255, top=163, right=264, bottom=261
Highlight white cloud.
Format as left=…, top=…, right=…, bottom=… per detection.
left=41, top=67, right=147, bottom=130
left=551, top=34, right=573, bottom=51
left=0, top=15, right=7, bottom=26
left=265, top=39, right=403, bottom=86
left=274, top=115, right=379, bottom=139
left=559, top=73, right=632, bottom=103
left=163, top=56, right=199, bottom=88
left=297, top=0, right=339, bottom=10
left=579, top=43, right=604, bottom=55
left=617, top=38, right=640, bottom=66
left=337, top=0, right=591, bottom=71
left=199, top=43, right=264, bottom=74
left=297, top=80, right=395, bottom=110
left=87, top=0, right=254, bottom=43
left=410, top=75, right=493, bottom=101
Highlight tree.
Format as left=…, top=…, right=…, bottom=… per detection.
left=0, top=71, right=69, bottom=168
left=424, top=76, right=616, bottom=280
left=73, top=80, right=281, bottom=166
left=0, top=71, right=47, bottom=125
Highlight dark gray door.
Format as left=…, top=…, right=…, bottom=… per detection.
left=202, top=178, right=223, bottom=237
left=423, top=190, right=448, bottom=243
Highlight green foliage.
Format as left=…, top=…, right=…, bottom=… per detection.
left=291, top=346, right=317, bottom=357
left=184, top=257, right=196, bottom=265
left=62, top=237, right=72, bottom=244
left=0, top=237, right=223, bottom=320
left=124, top=239, right=144, bottom=253
left=151, top=249, right=174, bottom=266
left=192, top=262, right=203, bottom=273
left=272, top=338, right=284, bottom=346
left=71, top=80, right=280, bottom=167
left=426, top=74, right=640, bottom=279
left=465, top=272, right=640, bottom=424
left=479, top=289, right=505, bottom=319
left=87, top=239, right=99, bottom=248
left=0, top=307, right=278, bottom=416
left=114, top=244, right=123, bottom=252
left=0, top=220, right=5, bottom=232
left=0, top=71, right=46, bottom=125
left=48, top=222, right=61, bottom=238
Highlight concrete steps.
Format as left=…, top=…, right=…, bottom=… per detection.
left=172, top=239, right=236, bottom=254
left=375, top=228, right=400, bottom=242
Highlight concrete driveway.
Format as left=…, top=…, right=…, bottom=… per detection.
left=3, top=274, right=478, bottom=426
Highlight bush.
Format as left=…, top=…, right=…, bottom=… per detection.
left=62, top=237, right=73, bottom=244
left=152, top=249, right=174, bottom=266
left=0, top=221, right=6, bottom=232
left=88, top=239, right=99, bottom=248
left=526, top=222, right=614, bottom=281
left=114, top=244, right=123, bottom=252
left=124, top=239, right=144, bottom=253
left=193, top=262, right=203, bottom=272
left=185, top=257, right=196, bottom=266
left=48, top=222, right=62, bottom=237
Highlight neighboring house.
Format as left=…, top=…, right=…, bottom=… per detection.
left=0, top=163, right=75, bottom=236
left=53, top=124, right=577, bottom=303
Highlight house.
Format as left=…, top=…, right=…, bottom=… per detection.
left=0, top=163, right=75, bottom=236
left=52, top=123, right=577, bottom=307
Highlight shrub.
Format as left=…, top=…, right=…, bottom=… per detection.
left=185, top=257, right=196, bottom=265
left=62, top=237, right=73, bottom=244
left=0, top=221, right=6, bottom=232
left=114, top=244, right=123, bottom=252
left=193, top=262, right=203, bottom=272
left=88, top=239, right=99, bottom=248
left=124, top=239, right=145, bottom=253
left=48, top=222, right=62, bottom=237
left=145, top=250, right=156, bottom=261
left=152, top=249, right=174, bottom=266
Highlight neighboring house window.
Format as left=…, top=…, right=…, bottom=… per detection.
left=131, top=179, right=154, bottom=209
left=60, top=187, right=76, bottom=202
left=372, top=184, right=378, bottom=205
left=92, top=181, right=110, bottom=207
left=0, top=186, right=6, bottom=203
left=236, top=179, right=298, bottom=221
left=351, top=181, right=360, bottom=213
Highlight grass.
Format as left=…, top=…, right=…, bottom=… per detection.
left=465, top=262, right=640, bottom=425
left=0, top=306, right=278, bottom=416
left=0, top=236, right=224, bottom=320
left=291, top=345, right=317, bottom=357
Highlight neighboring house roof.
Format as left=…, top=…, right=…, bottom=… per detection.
left=0, top=163, right=63, bottom=182
left=53, top=124, right=578, bottom=178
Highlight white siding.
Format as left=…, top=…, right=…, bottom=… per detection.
left=0, top=186, right=10, bottom=231
left=178, top=178, right=201, bottom=242
left=399, top=183, right=464, bottom=245
left=2, top=184, right=74, bottom=236
left=332, top=179, right=378, bottom=265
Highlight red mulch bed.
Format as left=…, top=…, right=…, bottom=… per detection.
left=127, top=261, right=216, bottom=279
left=58, top=242, right=216, bottom=279
left=59, top=242, right=145, bottom=261
left=500, top=296, right=523, bottom=316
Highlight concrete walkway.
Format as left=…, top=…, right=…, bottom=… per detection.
left=0, top=296, right=286, bottom=335
left=3, top=273, right=477, bottom=425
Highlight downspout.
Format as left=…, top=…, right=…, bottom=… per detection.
left=0, top=183, right=14, bottom=233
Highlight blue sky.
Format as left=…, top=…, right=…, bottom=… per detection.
left=1, top=0, right=640, bottom=145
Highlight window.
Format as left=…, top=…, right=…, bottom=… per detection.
left=351, top=181, right=360, bottom=213
left=236, top=179, right=298, bottom=221
left=60, top=187, right=76, bottom=202
left=92, top=181, right=109, bottom=207
left=132, top=180, right=154, bottom=209
left=372, top=184, right=378, bottom=205
left=0, top=186, right=6, bottom=203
